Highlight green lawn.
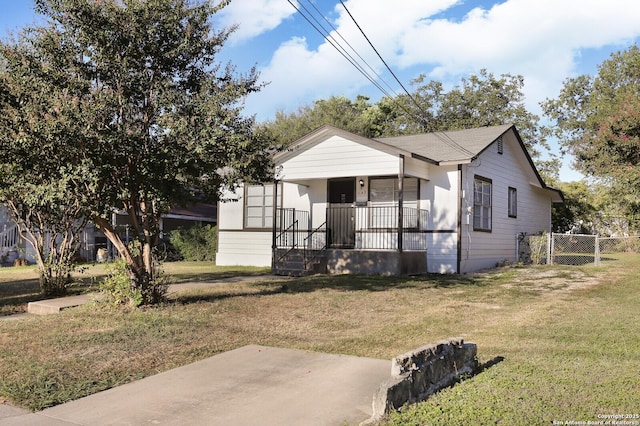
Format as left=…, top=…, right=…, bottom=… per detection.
left=0, top=258, right=638, bottom=424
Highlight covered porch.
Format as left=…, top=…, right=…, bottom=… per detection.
left=270, top=127, right=433, bottom=275
left=272, top=203, right=430, bottom=276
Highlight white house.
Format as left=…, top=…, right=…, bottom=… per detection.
left=216, top=124, right=563, bottom=275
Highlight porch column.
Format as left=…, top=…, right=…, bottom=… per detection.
left=271, top=180, right=279, bottom=269
left=398, top=155, right=404, bottom=253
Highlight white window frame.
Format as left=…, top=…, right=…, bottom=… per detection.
left=244, top=184, right=279, bottom=229
left=369, top=177, right=418, bottom=228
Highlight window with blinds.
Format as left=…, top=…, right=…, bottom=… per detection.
left=473, top=176, right=492, bottom=231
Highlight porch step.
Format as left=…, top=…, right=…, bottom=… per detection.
left=273, top=249, right=327, bottom=277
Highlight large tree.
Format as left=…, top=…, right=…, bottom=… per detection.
left=0, top=22, right=95, bottom=295
left=0, top=0, right=272, bottom=304
left=263, top=70, right=556, bottom=176
left=383, top=69, right=547, bottom=155
left=542, top=45, right=640, bottom=225
left=262, top=95, right=381, bottom=146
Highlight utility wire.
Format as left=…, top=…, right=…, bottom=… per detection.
left=298, top=0, right=393, bottom=97
left=338, top=0, right=423, bottom=114
left=304, top=0, right=398, bottom=97
left=287, top=0, right=427, bottom=131
left=286, top=0, right=394, bottom=98
left=338, top=0, right=475, bottom=155
left=288, top=0, right=475, bottom=157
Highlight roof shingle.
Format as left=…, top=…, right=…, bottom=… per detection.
left=375, top=124, right=513, bottom=163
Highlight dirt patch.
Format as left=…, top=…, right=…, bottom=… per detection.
left=494, top=267, right=602, bottom=294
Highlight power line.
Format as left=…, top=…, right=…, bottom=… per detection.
left=286, top=0, right=395, bottom=99
left=304, top=0, right=398, bottom=98
left=287, top=0, right=427, bottom=127
left=338, top=0, right=428, bottom=118
left=288, top=0, right=474, bottom=156
left=337, top=1, right=474, bottom=155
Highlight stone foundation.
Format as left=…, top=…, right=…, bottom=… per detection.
left=327, top=250, right=427, bottom=275
left=367, top=338, right=478, bottom=422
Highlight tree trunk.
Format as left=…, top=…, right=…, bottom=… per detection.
left=93, top=215, right=165, bottom=305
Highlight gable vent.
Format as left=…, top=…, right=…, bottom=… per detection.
left=497, top=137, right=504, bottom=155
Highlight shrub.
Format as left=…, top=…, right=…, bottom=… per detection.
left=167, top=224, right=217, bottom=261
left=529, top=232, right=548, bottom=265
left=99, top=259, right=143, bottom=307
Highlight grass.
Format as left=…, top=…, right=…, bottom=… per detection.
left=0, top=258, right=638, bottom=424
left=0, top=262, right=269, bottom=317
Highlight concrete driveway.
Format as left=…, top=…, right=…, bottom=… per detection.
left=0, top=345, right=391, bottom=426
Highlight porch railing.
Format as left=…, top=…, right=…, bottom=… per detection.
left=275, top=206, right=429, bottom=251
left=275, top=208, right=310, bottom=249
left=352, top=206, right=429, bottom=250
left=1, top=224, right=19, bottom=254
left=303, top=222, right=328, bottom=269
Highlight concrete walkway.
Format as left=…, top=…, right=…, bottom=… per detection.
left=1, top=277, right=393, bottom=424
left=0, top=275, right=286, bottom=317
left=0, top=345, right=391, bottom=426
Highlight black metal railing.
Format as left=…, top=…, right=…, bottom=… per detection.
left=303, top=222, right=328, bottom=269
left=327, top=205, right=429, bottom=250
left=275, top=209, right=309, bottom=249
left=275, top=206, right=429, bottom=252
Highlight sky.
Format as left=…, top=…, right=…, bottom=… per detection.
left=2, top=0, right=640, bottom=182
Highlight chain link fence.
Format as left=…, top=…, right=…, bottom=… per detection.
left=519, top=233, right=640, bottom=266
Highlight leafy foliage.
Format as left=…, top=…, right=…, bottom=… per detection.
left=528, top=233, right=548, bottom=265
left=100, top=259, right=143, bottom=307
left=0, top=0, right=273, bottom=304
left=261, top=95, right=382, bottom=145
left=0, top=26, right=92, bottom=295
left=266, top=70, right=539, bottom=141
left=262, top=69, right=557, bottom=178
left=551, top=181, right=597, bottom=233
left=167, top=225, right=218, bottom=262
left=386, top=70, right=546, bottom=151
left=543, top=45, right=640, bottom=227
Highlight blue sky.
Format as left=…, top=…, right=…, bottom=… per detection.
left=2, top=0, right=640, bottom=182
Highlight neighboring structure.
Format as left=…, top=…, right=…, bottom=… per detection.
left=0, top=204, right=217, bottom=265
left=216, top=124, right=563, bottom=276
left=0, top=206, right=21, bottom=265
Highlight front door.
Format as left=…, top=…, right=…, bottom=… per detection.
left=327, top=178, right=356, bottom=248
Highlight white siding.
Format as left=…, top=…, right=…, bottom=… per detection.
left=421, top=166, right=460, bottom=273
left=217, top=186, right=244, bottom=230
left=427, top=233, right=458, bottom=273
left=307, top=180, right=328, bottom=228
left=280, top=136, right=399, bottom=180
left=459, top=130, right=553, bottom=273
left=404, top=156, right=430, bottom=180
left=216, top=184, right=272, bottom=266
left=421, top=166, right=459, bottom=230
left=216, top=230, right=272, bottom=267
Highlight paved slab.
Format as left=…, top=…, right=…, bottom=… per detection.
left=0, top=403, right=30, bottom=421
left=21, top=275, right=286, bottom=317
left=1, top=345, right=391, bottom=426
left=26, top=294, right=99, bottom=315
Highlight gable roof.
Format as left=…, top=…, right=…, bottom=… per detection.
left=274, top=125, right=414, bottom=164
left=375, top=124, right=513, bottom=164
left=274, top=124, right=563, bottom=202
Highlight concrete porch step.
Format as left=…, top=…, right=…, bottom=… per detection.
left=27, top=294, right=101, bottom=315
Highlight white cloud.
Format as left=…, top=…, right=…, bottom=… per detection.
left=241, top=0, right=640, bottom=121
left=217, top=0, right=296, bottom=43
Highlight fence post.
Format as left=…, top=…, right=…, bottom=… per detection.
left=547, top=232, right=553, bottom=265
left=594, top=235, right=600, bottom=266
